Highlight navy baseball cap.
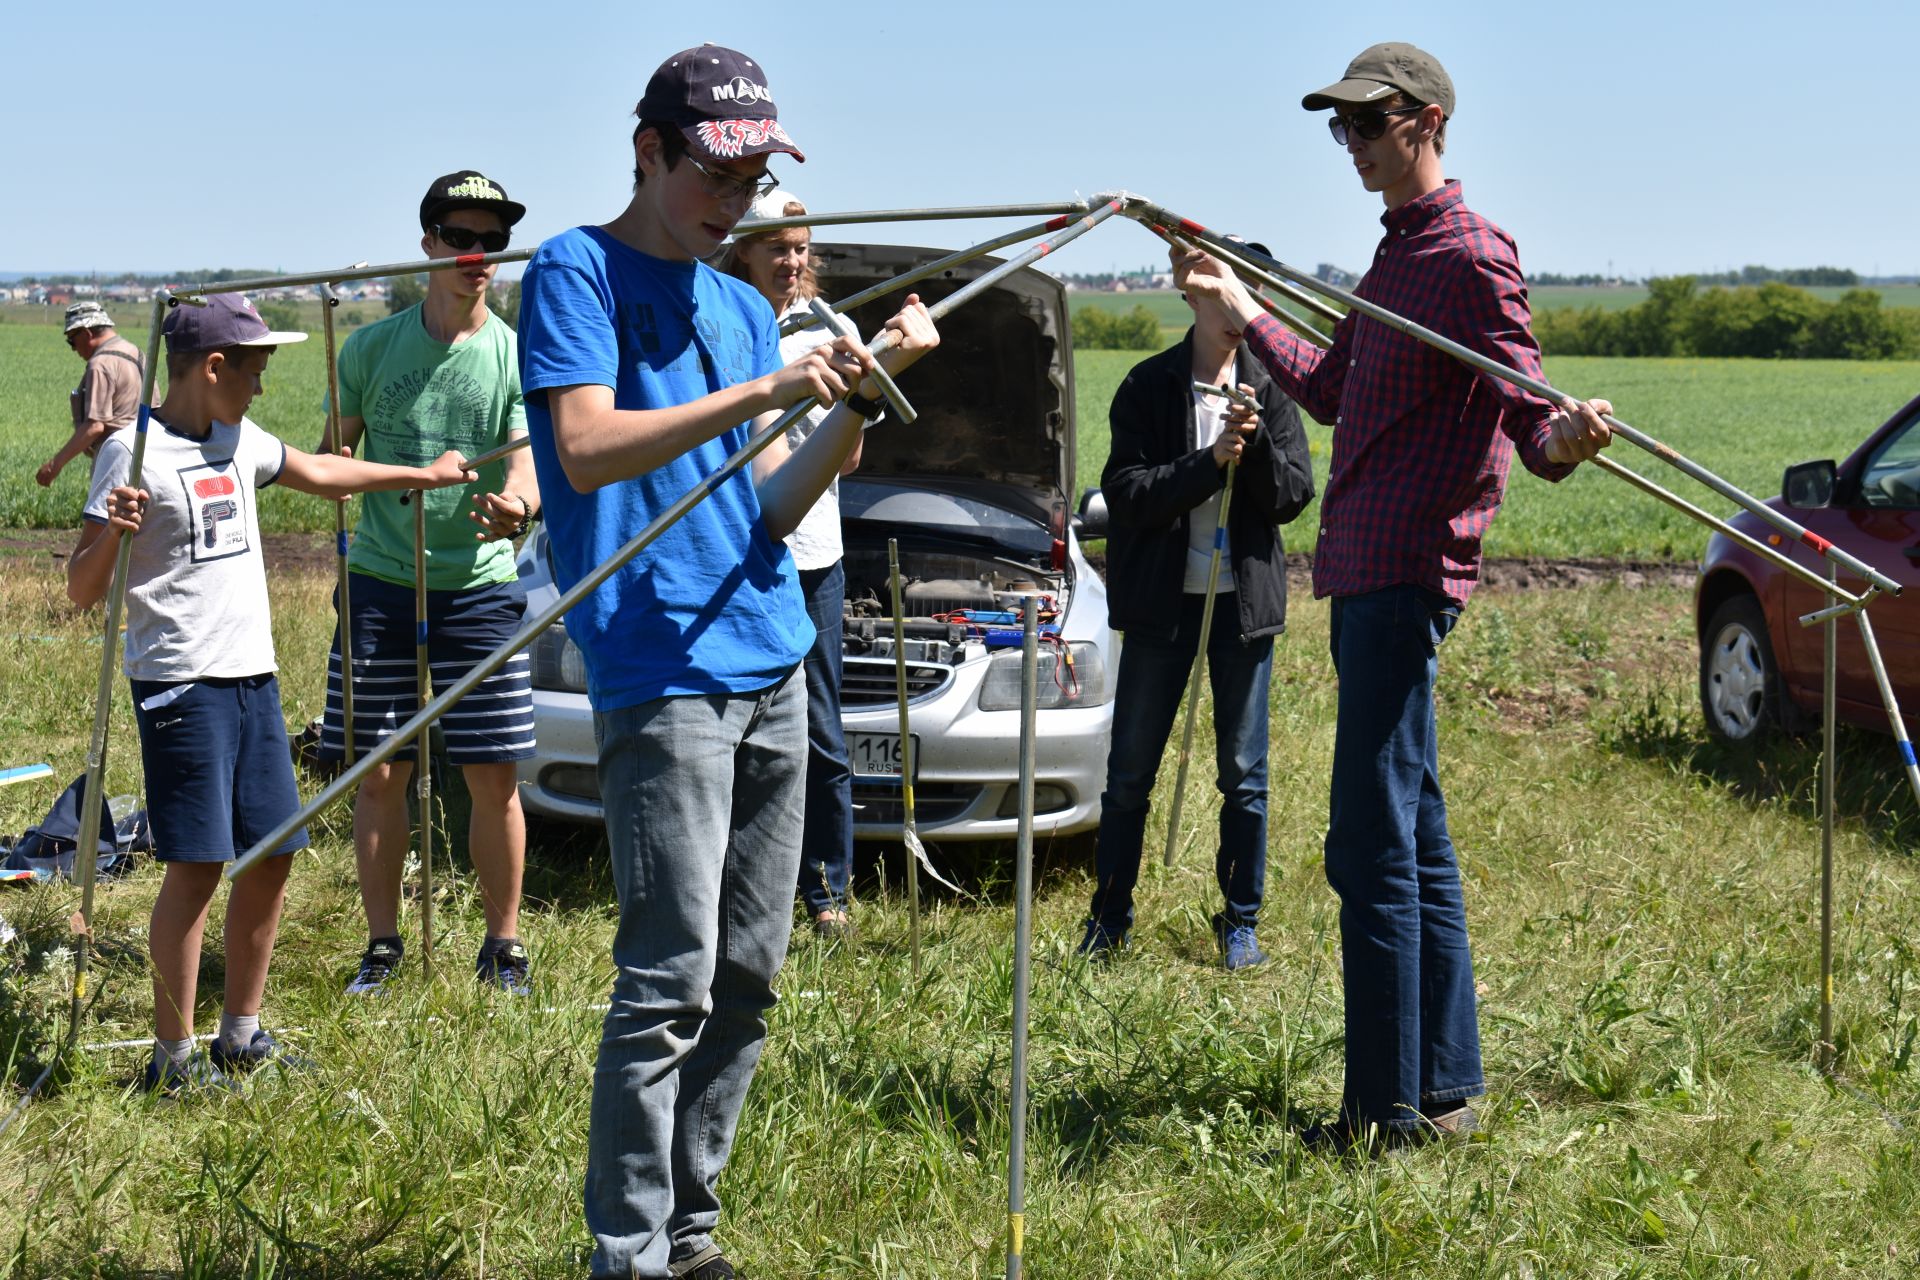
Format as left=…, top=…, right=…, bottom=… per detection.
left=637, top=44, right=806, bottom=164
left=163, top=294, right=308, bottom=355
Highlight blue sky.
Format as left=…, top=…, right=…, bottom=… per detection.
left=3, top=0, right=1913, bottom=282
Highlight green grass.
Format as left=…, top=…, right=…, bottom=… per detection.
left=2, top=557, right=1919, bottom=1275
left=1074, top=352, right=1920, bottom=559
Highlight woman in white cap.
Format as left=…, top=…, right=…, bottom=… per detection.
left=721, top=190, right=858, bottom=939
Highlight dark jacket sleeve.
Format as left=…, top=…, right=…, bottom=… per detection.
left=1100, top=359, right=1225, bottom=532
left=1233, top=375, right=1314, bottom=527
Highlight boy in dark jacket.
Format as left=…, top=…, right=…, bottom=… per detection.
left=1082, top=284, right=1314, bottom=968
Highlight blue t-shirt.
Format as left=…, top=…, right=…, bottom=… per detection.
left=517, top=226, right=812, bottom=710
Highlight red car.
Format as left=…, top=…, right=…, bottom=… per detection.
left=1697, top=392, right=1920, bottom=742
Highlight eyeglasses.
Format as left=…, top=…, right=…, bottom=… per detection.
left=433, top=224, right=511, bottom=253
left=1327, top=105, right=1426, bottom=146
left=682, top=154, right=779, bottom=202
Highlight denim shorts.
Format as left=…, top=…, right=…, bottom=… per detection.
left=318, top=572, right=534, bottom=766
left=129, top=673, right=309, bottom=864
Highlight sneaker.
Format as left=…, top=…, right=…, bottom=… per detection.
left=137, top=1052, right=239, bottom=1097
left=1212, top=913, right=1268, bottom=971
left=346, top=937, right=404, bottom=996
left=668, top=1244, right=735, bottom=1279
left=1076, top=919, right=1127, bottom=962
left=1301, top=1104, right=1478, bottom=1158
left=811, top=909, right=855, bottom=941
left=208, top=1029, right=313, bottom=1077
left=476, top=938, right=531, bottom=995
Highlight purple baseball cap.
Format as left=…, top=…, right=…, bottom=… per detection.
left=637, top=44, right=806, bottom=164
left=163, top=293, right=309, bottom=355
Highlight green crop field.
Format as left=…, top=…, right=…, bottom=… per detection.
left=7, top=321, right=1918, bottom=564
left=1075, top=351, right=1920, bottom=559
left=1069, top=285, right=1920, bottom=321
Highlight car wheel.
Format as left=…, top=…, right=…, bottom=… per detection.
left=1700, top=593, right=1791, bottom=743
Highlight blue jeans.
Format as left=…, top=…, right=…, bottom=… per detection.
left=583, top=671, right=806, bottom=1279
left=795, top=563, right=853, bottom=916
left=1089, top=593, right=1273, bottom=934
left=1326, top=585, right=1483, bottom=1132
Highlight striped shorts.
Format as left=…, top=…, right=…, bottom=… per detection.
left=319, top=571, right=535, bottom=766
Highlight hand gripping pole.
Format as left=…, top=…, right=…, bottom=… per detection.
left=806, top=298, right=917, bottom=424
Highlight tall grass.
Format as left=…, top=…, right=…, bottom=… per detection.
left=1, top=553, right=1917, bottom=1276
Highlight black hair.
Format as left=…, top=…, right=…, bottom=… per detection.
left=632, top=118, right=687, bottom=190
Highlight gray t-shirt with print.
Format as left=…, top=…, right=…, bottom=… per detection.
left=84, top=415, right=286, bottom=682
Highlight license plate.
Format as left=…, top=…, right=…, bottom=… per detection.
left=848, top=732, right=917, bottom=782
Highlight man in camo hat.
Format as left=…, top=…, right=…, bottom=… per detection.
left=38, top=300, right=144, bottom=487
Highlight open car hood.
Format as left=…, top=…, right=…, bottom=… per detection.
left=811, top=241, right=1074, bottom=521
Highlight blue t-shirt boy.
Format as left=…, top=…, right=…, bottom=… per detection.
left=517, top=226, right=813, bottom=709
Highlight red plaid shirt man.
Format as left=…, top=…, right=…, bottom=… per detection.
left=1245, top=179, right=1571, bottom=607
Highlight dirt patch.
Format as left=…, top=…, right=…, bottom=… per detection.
left=1080, top=548, right=1693, bottom=592
left=0, top=530, right=341, bottom=573
left=5, top=530, right=1695, bottom=592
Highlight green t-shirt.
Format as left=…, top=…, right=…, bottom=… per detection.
left=332, top=304, right=527, bottom=591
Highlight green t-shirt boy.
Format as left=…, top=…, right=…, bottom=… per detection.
left=333, top=304, right=527, bottom=590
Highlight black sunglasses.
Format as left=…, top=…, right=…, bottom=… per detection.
left=433, top=224, right=511, bottom=253
left=1328, top=104, right=1426, bottom=146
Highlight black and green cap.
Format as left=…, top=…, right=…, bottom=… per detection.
left=1301, top=42, right=1454, bottom=118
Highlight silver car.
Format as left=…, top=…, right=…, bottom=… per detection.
left=514, top=242, right=1118, bottom=847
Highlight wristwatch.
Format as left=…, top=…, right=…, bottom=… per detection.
left=843, top=389, right=887, bottom=423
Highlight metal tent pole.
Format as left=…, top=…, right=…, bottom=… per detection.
left=1132, top=200, right=1901, bottom=597
left=741, top=199, right=1094, bottom=234
left=169, top=249, right=533, bottom=301
left=414, top=494, right=434, bottom=980
left=68, top=290, right=170, bottom=1034
left=319, top=282, right=357, bottom=766
left=1163, top=380, right=1254, bottom=867
left=888, top=539, right=922, bottom=977
left=1005, top=600, right=1040, bottom=1280
left=1819, top=559, right=1837, bottom=1072
left=229, top=198, right=1128, bottom=879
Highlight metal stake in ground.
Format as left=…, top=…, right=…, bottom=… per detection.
left=1820, top=558, right=1837, bottom=1072
left=1005, top=598, right=1040, bottom=1280
left=414, top=493, right=435, bottom=980
left=228, top=196, right=1128, bottom=881
left=1162, top=381, right=1255, bottom=868
left=69, top=291, right=170, bottom=1039
left=319, top=282, right=357, bottom=765
left=888, top=538, right=922, bottom=977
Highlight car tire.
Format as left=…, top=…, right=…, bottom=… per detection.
left=1700, top=593, right=1798, bottom=743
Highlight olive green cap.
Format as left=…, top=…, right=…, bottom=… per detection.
left=1301, top=42, right=1454, bottom=117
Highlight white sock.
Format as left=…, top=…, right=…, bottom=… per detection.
left=217, top=1012, right=260, bottom=1053
left=153, top=1036, right=193, bottom=1069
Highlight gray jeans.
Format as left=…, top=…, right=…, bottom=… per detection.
left=584, top=670, right=805, bottom=1279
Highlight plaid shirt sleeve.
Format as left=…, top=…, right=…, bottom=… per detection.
left=1448, top=240, right=1572, bottom=483
left=1242, top=310, right=1351, bottom=426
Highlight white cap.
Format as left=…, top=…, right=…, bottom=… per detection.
left=742, top=187, right=803, bottom=225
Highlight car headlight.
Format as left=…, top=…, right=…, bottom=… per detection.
left=530, top=622, right=589, bottom=693
left=976, top=641, right=1109, bottom=710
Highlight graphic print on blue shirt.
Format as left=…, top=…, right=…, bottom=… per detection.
left=517, top=226, right=812, bottom=711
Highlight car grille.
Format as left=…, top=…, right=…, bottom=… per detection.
left=851, top=781, right=981, bottom=825
left=842, top=659, right=953, bottom=707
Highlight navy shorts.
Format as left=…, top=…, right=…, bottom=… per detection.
left=130, top=673, right=309, bottom=864
left=319, top=572, right=535, bottom=767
